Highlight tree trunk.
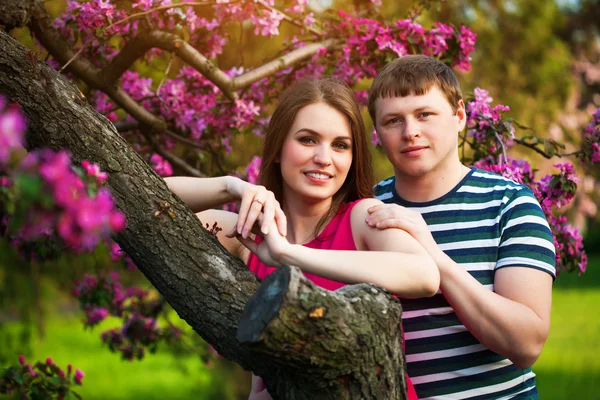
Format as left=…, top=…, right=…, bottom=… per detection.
left=0, top=17, right=407, bottom=399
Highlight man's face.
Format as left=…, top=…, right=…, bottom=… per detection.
left=374, top=85, right=466, bottom=180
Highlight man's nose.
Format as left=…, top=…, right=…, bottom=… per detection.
left=403, top=119, right=420, bottom=140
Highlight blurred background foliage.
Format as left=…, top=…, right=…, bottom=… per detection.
left=2, top=0, right=600, bottom=399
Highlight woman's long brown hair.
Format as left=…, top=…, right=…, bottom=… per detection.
left=259, top=78, right=373, bottom=237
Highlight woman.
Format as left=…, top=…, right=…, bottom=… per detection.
left=166, top=79, right=439, bottom=399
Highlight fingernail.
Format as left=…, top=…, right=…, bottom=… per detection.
left=262, top=227, right=269, bottom=235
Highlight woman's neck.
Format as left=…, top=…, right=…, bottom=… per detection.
left=282, top=195, right=333, bottom=244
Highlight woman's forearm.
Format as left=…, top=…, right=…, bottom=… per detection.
left=280, top=246, right=440, bottom=298
left=165, top=176, right=237, bottom=212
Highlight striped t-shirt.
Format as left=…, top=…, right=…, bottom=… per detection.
left=374, top=168, right=556, bottom=400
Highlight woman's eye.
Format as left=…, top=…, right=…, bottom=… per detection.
left=333, top=142, right=350, bottom=150
left=299, top=137, right=316, bottom=144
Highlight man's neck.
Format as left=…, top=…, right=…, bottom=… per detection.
left=394, top=163, right=469, bottom=203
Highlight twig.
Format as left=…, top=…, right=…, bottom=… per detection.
left=255, top=1, right=323, bottom=38
left=105, top=2, right=216, bottom=31
left=493, top=131, right=508, bottom=165
left=156, top=53, right=174, bottom=105
left=59, top=46, right=84, bottom=73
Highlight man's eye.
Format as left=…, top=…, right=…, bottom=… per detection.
left=419, top=112, right=432, bottom=118
left=387, top=117, right=400, bottom=125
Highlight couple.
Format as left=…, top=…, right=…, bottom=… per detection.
left=166, top=55, right=555, bottom=400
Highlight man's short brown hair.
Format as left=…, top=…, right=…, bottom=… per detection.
left=368, top=55, right=463, bottom=125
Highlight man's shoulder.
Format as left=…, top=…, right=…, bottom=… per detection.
left=373, top=176, right=396, bottom=200
left=466, top=168, right=535, bottom=197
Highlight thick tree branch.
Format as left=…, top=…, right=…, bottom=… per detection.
left=231, top=38, right=340, bottom=90
left=102, top=30, right=339, bottom=100
left=238, top=267, right=407, bottom=398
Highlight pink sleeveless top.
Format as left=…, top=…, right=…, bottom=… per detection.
left=248, top=200, right=360, bottom=289
left=247, top=199, right=419, bottom=400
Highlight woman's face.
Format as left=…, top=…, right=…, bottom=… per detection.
left=278, top=102, right=353, bottom=205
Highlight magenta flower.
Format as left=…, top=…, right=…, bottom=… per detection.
left=0, top=100, right=26, bottom=164
left=74, top=368, right=85, bottom=385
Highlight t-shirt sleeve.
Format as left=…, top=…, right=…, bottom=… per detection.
left=496, top=187, right=556, bottom=279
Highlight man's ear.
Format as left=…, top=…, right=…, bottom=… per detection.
left=456, top=99, right=467, bottom=131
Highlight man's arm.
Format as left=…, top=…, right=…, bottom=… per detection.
left=366, top=203, right=553, bottom=368
left=432, top=252, right=551, bottom=368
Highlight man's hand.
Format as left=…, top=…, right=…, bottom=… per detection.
left=365, top=203, right=439, bottom=257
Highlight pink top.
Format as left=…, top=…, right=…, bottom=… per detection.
left=248, top=200, right=360, bottom=290
left=246, top=199, right=419, bottom=399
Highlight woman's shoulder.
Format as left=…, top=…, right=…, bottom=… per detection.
left=348, top=198, right=382, bottom=217
left=345, top=199, right=383, bottom=250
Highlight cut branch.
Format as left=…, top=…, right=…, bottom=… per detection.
left=238, top=266, right=408, bottom=399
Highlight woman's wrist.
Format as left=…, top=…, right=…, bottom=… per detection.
left=275, top=241, right=299, bottom=267
left=224, top=175, right=244, bottom=202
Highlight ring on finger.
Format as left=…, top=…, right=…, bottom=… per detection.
left=253, top=198, right=264, bottom=206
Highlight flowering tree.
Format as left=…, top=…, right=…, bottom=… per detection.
left=0, top=0, right=599, bottom=398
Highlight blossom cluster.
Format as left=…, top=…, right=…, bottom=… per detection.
left=0, top=97, right=126, bottom=260
left=580, top=107, right=600, bottom=166
left=73, top=271, right=182, bottom=360
left=465, top=88, right=514, bottom=161
left=245, top=156, right=262, bottom=184
left=51, top=0, right=476, bottom=177
left=0, top=355, right=84, bottom=399
left=470, top=94, right=588, bottom=274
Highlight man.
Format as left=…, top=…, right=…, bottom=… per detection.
left=365, top=55, right=555, bottom=399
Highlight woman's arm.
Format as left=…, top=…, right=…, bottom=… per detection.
left=165, top=176, right=287, bottom=238
left=165, top=176, right=238, bottom=213
left=238, top=199, right=440, bottom=298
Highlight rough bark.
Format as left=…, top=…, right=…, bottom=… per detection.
left=238, top=267, right=407, bottom=398
left=0, top=16, right=407, bottom=400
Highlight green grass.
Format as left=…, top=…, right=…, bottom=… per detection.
left=534, top=254, right=600, bottom=399
left=3, top=256, right=599, bottom=399
left=2, top=314, right=248, bottom=400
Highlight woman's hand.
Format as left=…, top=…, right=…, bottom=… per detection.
left=248, top=375, right=273, bottom=400
left=226, top=178, right=287, bottom=239
left=236, top=217, right=293, bottom=267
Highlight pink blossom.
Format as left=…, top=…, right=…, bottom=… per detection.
left=74, top=369, right=85, bottom=385
left=245, top=156, right=262, bottom=184
left=0, top=100, right=27, bottom=164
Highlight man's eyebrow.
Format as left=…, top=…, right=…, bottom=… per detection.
left=380, top=107, right=432, bottom=119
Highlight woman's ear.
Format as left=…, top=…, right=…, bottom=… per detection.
left=274, top=153, right=281, bottom=163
